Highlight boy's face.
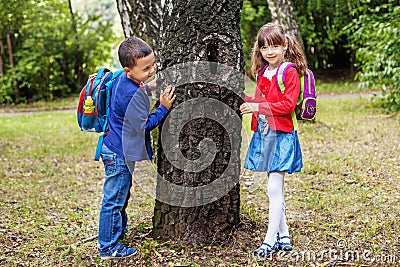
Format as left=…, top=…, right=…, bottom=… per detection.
left=124, top=52, right=156, bottom=85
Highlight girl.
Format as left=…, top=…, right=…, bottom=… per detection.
left=240, top=23, right=307, bottom=257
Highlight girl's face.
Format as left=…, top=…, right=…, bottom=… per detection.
left=259, top=42, right=287, bottom=69
left=124, top=52, right=156, bottom=85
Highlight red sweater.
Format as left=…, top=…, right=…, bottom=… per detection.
left=244, top=66, right=300, bottom=133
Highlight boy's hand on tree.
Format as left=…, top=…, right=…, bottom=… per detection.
left=160, top=85, right=176, bottom=110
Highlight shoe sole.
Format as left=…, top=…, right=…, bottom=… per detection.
left=100, top=249, right=138, bottom=260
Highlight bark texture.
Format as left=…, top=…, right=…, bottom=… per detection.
left=116, top=0, right=162, bottom=48
left=0, top=41, right=4, bottom=76
left=6, top=30, right=18, bottom=99
left=152, top=0, right=244, bottom=245
left=267, top=0, right=304, bottom=48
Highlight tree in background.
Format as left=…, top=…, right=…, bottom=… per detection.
left=241, top=0, right=270, bottom=75
left=1, top=0, right=398, bottom=112
left=344, top=0, right=400, bottom=112
left=0, top=0, right=27, bottom=102
left=267, top=0, right=303, bottom=48
left=116, top=0, right=162, bottom=49
left=292, top=0, right=353, bottom=71
left=231, top=0, right=303, bottom=76
left=0, top=0, right=116, bottom=103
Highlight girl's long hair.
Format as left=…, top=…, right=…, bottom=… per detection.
left=250, top=23, right=308, bottom=77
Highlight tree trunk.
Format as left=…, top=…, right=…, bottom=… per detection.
left=68, top=0, right=84, bottom=88
left=152, top=0, right=244, bottom=245
left=346, top=0, right=356, bottom=79
left=0, top=41, right=4, bottom=77
left=267, top=0, right=304, bottom=49
left=6, top=29, right=18, bottom=99
left=116, top=0, right=162, bottom=48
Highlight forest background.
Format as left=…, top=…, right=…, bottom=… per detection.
left=0, top=0, right=399, bottom=113
left=0, top=0, right=399, bottom=266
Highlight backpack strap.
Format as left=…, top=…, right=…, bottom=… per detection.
left=257, top=64, right=269, bottom=81
left=276, top=62, right=296, bottom=93
left=94, top=68, right=124, bottom=161
left=94, top=134, right=104, bottom=161
left=276, top=62, right=299, bottom=131
left=304, top=68, right=315, bottom=98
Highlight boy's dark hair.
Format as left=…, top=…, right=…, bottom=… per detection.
left=118, top=37, right=153, bottom=68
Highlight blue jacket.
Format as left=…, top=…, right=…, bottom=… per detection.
left=104, top=73, right=168, bottom=161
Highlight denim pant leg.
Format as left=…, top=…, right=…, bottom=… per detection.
left=98, top=144, right=134, bottom=254
left=121, top=160, right=135, bottom=231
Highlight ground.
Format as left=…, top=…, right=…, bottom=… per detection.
left=0, top=81, right=399, bottom=266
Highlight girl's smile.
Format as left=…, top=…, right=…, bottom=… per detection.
left=260, top=44, right=286, bottom=69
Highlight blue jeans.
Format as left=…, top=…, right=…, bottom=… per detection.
left=98, top=143, right=135, bottom=255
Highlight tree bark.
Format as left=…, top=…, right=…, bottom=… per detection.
left=116, top=0, right=162, bottom=49
left=346, top=0, right=356, bottom=79
left=0, top=41, right=4, bottom=77
left=152, top=0, right=244, bottom=245
left=6, top=29, right=18, bottom=99
left=68, top=0, right=83, bottom=88
left=267, top=0, right=304, bottom=49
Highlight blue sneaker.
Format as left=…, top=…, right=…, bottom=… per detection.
left=100, top=244, right=138, bottom=260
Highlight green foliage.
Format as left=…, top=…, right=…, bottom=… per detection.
left=240, top=0, right=270, bottom=76
left=292, top=0, right=353, bottom=69
left=0, top=0, right=117, bottom=104
left=240, top=0, right=400, bottom=113
left=344, top=0, right=400, bottom=112
left=0, top=76, right=13, bottom=103
left=240, top=0, right=355, bottom=71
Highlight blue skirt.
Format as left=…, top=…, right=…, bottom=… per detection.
left=244, top=117, right=302, bottom=174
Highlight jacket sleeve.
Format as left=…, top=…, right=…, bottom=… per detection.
left=145, top=105, right=168, bottom=132
left=258, top=67, right=300, bottom=116
left=244, top=84, right=264, bottom=103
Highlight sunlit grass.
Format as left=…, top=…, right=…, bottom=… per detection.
left=0, top=96, right=399, bottom=266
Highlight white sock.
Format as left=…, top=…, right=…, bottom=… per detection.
left=278, top=186, right=290, bottom=243
left=262, top=172, right=285, bottom=247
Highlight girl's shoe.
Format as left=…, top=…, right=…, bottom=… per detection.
left=254, top=242, right=278, bottom=257
left=277, top=235, right=293, bottom=251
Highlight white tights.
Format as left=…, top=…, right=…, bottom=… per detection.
left=263, top=172, right=290, bottom=246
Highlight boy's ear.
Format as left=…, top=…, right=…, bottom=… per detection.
left=123, top=67, right=131, bottom=74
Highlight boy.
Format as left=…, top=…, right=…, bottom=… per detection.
left=98, top=37, right=175, bottom=260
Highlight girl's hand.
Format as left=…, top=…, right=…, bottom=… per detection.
left=240, top=102, right=259, bottom=114
left=160, top=85, right=176, bottom=110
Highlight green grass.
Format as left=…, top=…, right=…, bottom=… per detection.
left=0, top=97, right=399, bottom=266
left=316, top=80, right=366, bottom=95
left=0, top=96, right=78, bottom=112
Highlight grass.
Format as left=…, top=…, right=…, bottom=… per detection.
left=0, top=95, right=399, bottom=266
left=0, top=96, right=78, bottom=113
left=316, top=80, right=369, bottom=95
